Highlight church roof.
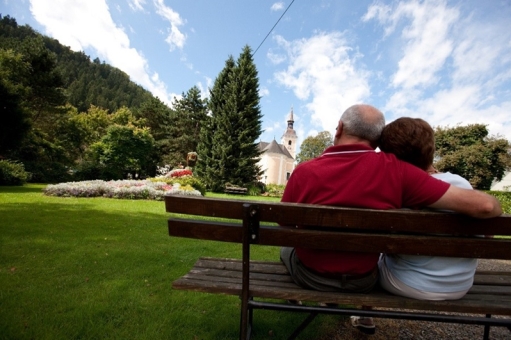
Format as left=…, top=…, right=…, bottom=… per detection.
left=258, top=140, right=293, bottom=159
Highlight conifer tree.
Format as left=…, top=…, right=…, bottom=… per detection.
left=167, top=86, right=207, bottom=167
left=196, top=56, right=235, bottom=191
left=197, top=46, right=263, bottom=192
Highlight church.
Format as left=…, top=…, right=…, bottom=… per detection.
left=257, top=108, right=298, bottom=185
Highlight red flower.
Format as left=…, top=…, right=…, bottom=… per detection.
left=170, top=169, right=193, bottom=178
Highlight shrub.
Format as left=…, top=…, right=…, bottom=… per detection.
left=0, top=160, right=30, bottom=185
left=488, top=191, right=511, bottom=214
left=25, top=161, right=71, bottom=183
left=265, top=183, right=286, bottom=198
left=148, top=176, right=206, bottom=196
left=247, top=182, right=266, bottom=196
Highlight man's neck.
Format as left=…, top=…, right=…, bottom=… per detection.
left=335, top=136, right=374, bottom=148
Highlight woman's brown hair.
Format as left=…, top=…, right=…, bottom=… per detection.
left=379, top=117, right=435, bottom=171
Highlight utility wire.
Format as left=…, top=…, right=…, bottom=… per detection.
left=252, top=0, right=296, bottom=56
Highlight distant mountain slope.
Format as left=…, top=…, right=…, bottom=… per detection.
left=0, top=14, right=154, bottom=113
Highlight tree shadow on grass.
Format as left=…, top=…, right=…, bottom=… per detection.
left=0, top=185, right=45, bottom=194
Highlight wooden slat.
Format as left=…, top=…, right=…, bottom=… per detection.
left=473, top=273, right=511, bottom=286
left=168, top=218, right=511, bottom=260
left=194, top=258, right=290, bottom=275
left=259, top=226, right=511, bottom=260
left=172, top=270, right=511, bottom=315
left=165, top=195, right=511, bottom=235
left=168, top=218, right=242, bottom=242
left=468, top=285, right=511, bottom=295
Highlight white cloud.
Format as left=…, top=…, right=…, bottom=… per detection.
left=372, top=0, right=459, bottom=90
left=306, top=129, right=319, bottom=137
left=267, top=50, right=287, bottom=65
left=197, top=77, right=213, bottom=100
left=271, top=2, right=285, bottom=12
left=28, top=0, right=177, bottom=106
left=273, top=32, right=371, bottom=131
left=259, top=87, right=270, bottom=97
left=128, top=0, right=145, bottom=11
left=153, top=0, right=186, bottom=51
left=364, top=0, right=511, bottom=140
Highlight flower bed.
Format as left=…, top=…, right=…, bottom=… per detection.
left=43, top=180, right=202, bottom=200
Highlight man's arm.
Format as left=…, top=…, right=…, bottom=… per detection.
left=428, top=185, right=502, bottom=218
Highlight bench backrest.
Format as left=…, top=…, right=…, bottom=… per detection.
left=165, top=195, right=511, bottom=260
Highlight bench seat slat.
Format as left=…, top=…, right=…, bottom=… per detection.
left=473, top=273, right=511, bottom=286
left=187, top=268, right=294, bottom=284
left=172, top=258, right=511, bottom=315
left=468, top=285, right=511, bottom=295
left=194, top=257, right=290, bottom=275
left=177, top=273, right=298, bottom=290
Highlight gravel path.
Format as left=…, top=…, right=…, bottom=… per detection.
left=320, top=260, right=511, bottom=340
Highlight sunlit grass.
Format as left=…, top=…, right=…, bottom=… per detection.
left=0, top=184, right=338, bottom=340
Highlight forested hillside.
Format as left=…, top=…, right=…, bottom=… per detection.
left=0, top=14, right=208, bottom=183
left=0, top=14, right=153, bottom=113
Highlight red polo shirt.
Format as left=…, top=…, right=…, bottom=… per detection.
left=281, top=144, right=450, bottom=275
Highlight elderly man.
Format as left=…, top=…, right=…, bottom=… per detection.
left=280, top=104, right=501, bottom=334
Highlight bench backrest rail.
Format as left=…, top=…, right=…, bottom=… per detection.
left=165, top=195, right=511, bottom=235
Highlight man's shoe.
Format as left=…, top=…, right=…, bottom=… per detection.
left=350, top=316, right=375, bottom=335
left=287, top=299, right=302, bottom=306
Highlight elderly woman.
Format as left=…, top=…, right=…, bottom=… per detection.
left=378, top=117, right=478, bottom=300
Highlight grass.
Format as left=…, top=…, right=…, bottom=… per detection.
left=0, top=184, right=339, bottom=340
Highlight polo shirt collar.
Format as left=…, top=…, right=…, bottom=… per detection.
left=321, top=143, right=375, bottom=156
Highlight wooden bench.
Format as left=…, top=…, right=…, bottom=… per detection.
left=224, top=186, right=248, bottom=195
left=165, top=195, right=511, bottom=340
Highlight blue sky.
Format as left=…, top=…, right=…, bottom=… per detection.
left=3, top=0, right=511, bottom=147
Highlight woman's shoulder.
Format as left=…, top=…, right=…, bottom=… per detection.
left=432, top=172, right=473, bottom=189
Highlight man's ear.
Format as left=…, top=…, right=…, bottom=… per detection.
left=335, top=121, right=343, bottom=139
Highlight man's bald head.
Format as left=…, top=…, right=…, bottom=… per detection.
left=339, top=104, right=385, bottom=145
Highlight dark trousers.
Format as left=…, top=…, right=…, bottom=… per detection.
left=280, top=247, right=378, bottom=293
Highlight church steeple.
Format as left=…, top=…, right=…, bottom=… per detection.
left=287, top=107, right=294, bottom=129
left=281, top=106, right=298, bottom=159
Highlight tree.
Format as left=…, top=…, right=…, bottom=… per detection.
left=0, top=49, right=31, bottom=155
left=89, top=124, right=155, bottom=180
left=166, top=86, right=208, bottom=167
left=135, top=97, right=174, bottom=170
left=295, top=131, right=333, bottom=164
left=196, top=56, right=235, bottom=191
left=434, top=124, right=511, bottom=190
left=197, top=46, right=263, bottom=192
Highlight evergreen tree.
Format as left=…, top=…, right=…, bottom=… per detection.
left=166, top=86, right=208, bottom=167
left=196, top=57, right=235, bottom=191
left=197, top=46, right=263, bottom=192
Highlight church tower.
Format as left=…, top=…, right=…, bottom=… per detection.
left=281, top=107, right=298, bottom=159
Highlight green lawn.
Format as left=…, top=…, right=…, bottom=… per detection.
left=0, top=185, right=339, bottom=340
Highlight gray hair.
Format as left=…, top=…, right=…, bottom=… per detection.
left=340, top=105, right=385, bottom=143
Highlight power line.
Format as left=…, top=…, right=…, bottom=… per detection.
left=252, top=0, right=296, bottom=57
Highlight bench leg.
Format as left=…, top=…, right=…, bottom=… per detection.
left=483, top=314, right=490, bottom=340
left=286, top=312, right=319, bottom=340
left=240, top=300, right=252, bottom=340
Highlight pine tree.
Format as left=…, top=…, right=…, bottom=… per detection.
left=197, top=46, right=263, bottom=192
left=167, top=86, right=207, bottom=167
left=196, top=56, right=235, bottom=191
